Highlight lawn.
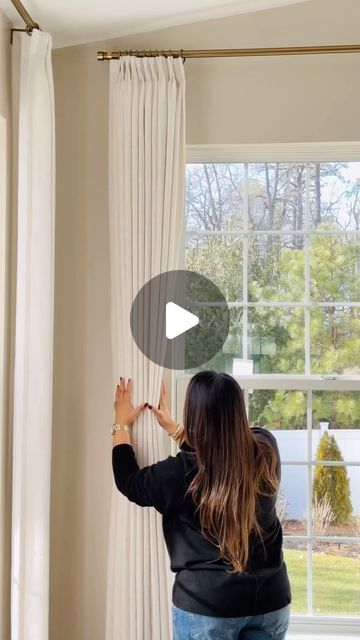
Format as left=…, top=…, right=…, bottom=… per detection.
left=284, top=548, right=360, bottom=615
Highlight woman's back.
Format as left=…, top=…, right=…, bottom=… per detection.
left=112, top=370, right=292, bottom=637
left=159, top=426, right=290, bottom=617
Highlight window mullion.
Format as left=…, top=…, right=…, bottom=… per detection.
left=305, top=164, right=313, bottom=614
left=243, top=163, right=249, bottom=364
left=307, top=390, right=313, bottom=615
left=305, top=163, right=311, bottom=376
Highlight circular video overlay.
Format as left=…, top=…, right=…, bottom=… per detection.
left=130, top=270, right=230, bottom=370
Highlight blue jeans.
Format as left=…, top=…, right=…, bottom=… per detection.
left=172, top=603, right=291, bottom=640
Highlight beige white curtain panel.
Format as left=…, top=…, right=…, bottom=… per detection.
left=106, top=56, right=186, bottom=639
left=11, top=29, right=55, bottom=640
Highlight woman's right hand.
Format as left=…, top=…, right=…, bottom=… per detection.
left=148, top=380, right=177, bottom=435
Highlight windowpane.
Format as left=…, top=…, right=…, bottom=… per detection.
left=185, top=163, right=244, bottom=232
left=185, top=234, right=242, bottom=302
left=248, top=234, right=305, bottom=302
left=312, top=464, right=360, bottom=538
left=312, top=390, right=360, bottom=431
left=312, top=393, right=360, bottom=536
left=309, top=162, right=360, bottom=232
left=310, top=234, right=360, bottom=302
left=186, top=307, right=242, bottom=374
left=312, top=542, right=360, bottom=615
left=283, top=539, right=308, bottom=614
left=310, top=306, right=360, bottom=375
left=248, top=307, right=305, bottom=374
left=280, top=465, right=308, bottom=536
left=248, top=163, right=306, bottom=231
left=249, top=390, right=307, bottom=431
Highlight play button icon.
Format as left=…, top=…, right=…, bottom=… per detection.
left=130, top=270, right=230, bottom=370
left=166, top=302, right=199, bottom=339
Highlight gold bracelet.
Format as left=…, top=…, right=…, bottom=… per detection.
left=169, top=423, right=184, bottom=441
left=168, top=423, right=181, bottom=438
left=176, top=430, right=185, bottom=446
left=111, top=423, right=130, bottom=436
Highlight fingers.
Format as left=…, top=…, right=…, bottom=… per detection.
left=134, top=403, right=146, bottom=418
left=159, top=379, right=166, bottom=407
left=149, top=405, right=161, bottom=421
left=117, top=376, right=131, bottom=396
left=161, top=379, right=166, bottom=398
left=126, top=378, right=133, bottom=396
left=115, top=378, right=167, bottom=421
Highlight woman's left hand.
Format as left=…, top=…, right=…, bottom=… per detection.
left=114, top=377, right=146, bottom=426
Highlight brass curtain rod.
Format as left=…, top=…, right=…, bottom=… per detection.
left=10, top=0, right=40, bottom=44
left=97, top=44, right=360, bottom=61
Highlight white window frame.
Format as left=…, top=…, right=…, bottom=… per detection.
left=172, top=143, right=360, bottom=637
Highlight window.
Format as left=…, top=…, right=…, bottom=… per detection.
left=175, top=144, right=360, bottom=636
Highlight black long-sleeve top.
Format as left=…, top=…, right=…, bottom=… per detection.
left=112, top=426, right=291, bottom=617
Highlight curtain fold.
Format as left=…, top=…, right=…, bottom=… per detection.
left=11, top=30, right=55, bottom=640
left=106, top=55, right=186, bottom=640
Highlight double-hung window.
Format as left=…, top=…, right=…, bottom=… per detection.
left=174, top=144, right=360, bottom=637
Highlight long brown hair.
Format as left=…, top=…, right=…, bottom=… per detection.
left=183, top=371, right=279, bottom=574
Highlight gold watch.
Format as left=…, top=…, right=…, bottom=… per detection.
left=111, top=423, right=130, bottom=435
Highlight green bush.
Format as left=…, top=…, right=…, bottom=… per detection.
left=313, top=432, right=352, bottom=524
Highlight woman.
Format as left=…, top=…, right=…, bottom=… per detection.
left=112, top=371, right=291, bottom=640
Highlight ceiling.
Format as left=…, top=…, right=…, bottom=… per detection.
left=1, top=0, right=311, bottom=49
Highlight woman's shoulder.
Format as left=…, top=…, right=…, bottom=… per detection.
left=152, top=442, right=197, bottom=480
left=251, top=425, right=278, bottom=447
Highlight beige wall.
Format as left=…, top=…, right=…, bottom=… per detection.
left=0, top=9, right=12, bottom=640
left=51, top=1, right=360, bottom=639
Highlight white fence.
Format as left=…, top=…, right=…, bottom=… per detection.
left=272, top=429, right=360, bottom=519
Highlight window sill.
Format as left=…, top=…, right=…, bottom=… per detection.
left=288, top=636, right=359, bottom=640
left=288, top=616, right=360, bottom=638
